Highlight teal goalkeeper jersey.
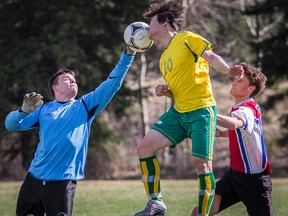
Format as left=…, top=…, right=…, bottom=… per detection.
left=5, top=52, right=134, bottom=181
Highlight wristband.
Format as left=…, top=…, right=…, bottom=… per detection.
left=18, top=108, right=28, bottom=114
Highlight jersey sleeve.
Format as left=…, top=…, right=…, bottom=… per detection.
left=5, top=107, right=41, bottom=131
left=80, top=52, right=134, bottom=118
left=185, top=32, right=213, bottom=56
left=231, top=106, right=255, bottom=134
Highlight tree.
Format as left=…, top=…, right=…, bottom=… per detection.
left=241, top=0, right=288, bottom=147
left=0, top=0, right=149, bottom=179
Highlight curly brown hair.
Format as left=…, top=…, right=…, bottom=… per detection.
left=240, top=62, right=267, bottom=98
left=143, top=1, right=185, bottom=31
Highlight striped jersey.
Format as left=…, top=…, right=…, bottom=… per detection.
left=228, top=98, right=271, bottom=174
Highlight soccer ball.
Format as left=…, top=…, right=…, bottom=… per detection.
left=123, top=21, right=154, bottom=53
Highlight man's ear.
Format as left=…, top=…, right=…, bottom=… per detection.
left=52, top=85, right=58, bottom=92
left=162, top=21, right=168, bottom=28
left=248, top=85, right=256, bottom=94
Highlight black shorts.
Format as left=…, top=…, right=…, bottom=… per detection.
left=216, top=168, right=274, bottom=216
left=16, top=172, right=77, bottom=216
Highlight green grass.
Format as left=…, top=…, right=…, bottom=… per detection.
left=0, top=179, right=287, bottom=215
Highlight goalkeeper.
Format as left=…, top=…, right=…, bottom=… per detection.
left=5, top=46, right=135, bottom=216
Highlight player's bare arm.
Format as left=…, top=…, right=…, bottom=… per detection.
left=217, top=114, right=244, bottom=130
left=202, top=50, right=244, bottom=77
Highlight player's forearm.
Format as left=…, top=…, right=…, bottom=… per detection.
left=203, top=51, right=244, bottom=77
left=5, top=110, right=27, bottom=131
left=217, top=114, right=243, bottom=130
left=103, top=52, right=134, bottom=93
left=83, top=53, right=135, bottom=115
left=110, top=52, right=134, bottom=77
left=206, top=53, right=229, bottom=75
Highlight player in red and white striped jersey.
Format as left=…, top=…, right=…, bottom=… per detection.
left=192, top=62, right=273, bottom=216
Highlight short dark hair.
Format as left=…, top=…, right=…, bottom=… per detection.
left=48, top=69, right=75, bottom=96
left=240, top=62, right=267, bottom=98
left=143, top=1, right=185, bottom=31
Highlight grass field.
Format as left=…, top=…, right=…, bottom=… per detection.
left=0, top=178, right=287, bottom=215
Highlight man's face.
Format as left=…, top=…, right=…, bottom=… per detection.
left=53, top=73, right=78, bottom=99
left=230, top=75, right=254, bottom=99
left=148, top=15, right=164, bottom=41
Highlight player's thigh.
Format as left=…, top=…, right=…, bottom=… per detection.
left=16, top=173, right=45, bottom=216
left=237, top=173, right=273, bottom=216
left=150, top=107, right=187, bottom=145
left=189, top=106, right=216, bottom=160
left=43, top=180, right=77, bottom=216
left=216, top=169, right=240, bottom=212
left=141, top=129, right=172, bottom=147
left=137, top=128, right=175, bottom=158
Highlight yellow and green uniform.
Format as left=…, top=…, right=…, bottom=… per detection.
left=139, top=31, right=216, bottom=216
left=160, top=31, right=216, bottom=112
left=152, top=31, right=217, bottom=159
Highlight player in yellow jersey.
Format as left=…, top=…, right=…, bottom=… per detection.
left=133, top=1, right=244, bottom=216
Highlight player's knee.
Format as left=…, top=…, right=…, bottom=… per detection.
left=136, top=142, right=147, bottom=157
left=191, top=206, right=198, bottom=216
left=137, top=140, right=156, bottom=158
left=193, top=157, right=213, bottom=174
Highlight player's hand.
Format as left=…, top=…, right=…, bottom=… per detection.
left=155, top=84, right=169, bottom=97
left=228, top=65, right=244, bottom=78
left=216, top=128, right=228, bottom=137
left=21, top=92, right=43, bottom=113
left=124, top=44, right=136, bottom=56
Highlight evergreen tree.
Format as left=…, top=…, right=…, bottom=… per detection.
left=242, top=0, right=288, bottom=146
left=0, top=0, right=148, bottom=179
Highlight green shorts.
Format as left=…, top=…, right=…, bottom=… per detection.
left=151, top=106, right=216, bottom=160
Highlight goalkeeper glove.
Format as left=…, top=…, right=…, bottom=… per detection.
left=124, top=44, right=136, bottom=56
left=21, top=92, right=43, bottom=113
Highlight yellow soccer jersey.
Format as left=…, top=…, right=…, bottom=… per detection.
left=160, top=31, right=216, bottom=113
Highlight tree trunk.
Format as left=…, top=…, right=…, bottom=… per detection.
left=139, top=53, right=149, bottom=136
